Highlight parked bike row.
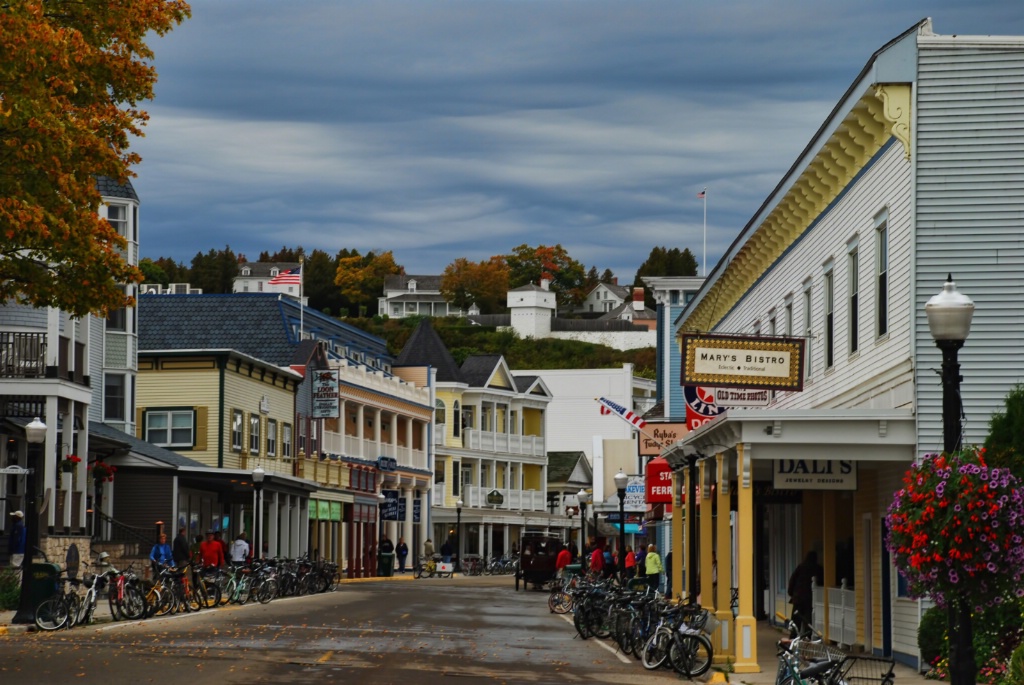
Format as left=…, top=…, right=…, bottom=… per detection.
left=33, top=555, right=341, bottom=632
left=773, top=612, right=896, bottom=685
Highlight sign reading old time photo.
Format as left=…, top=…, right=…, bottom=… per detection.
left=681, top=334, right=805, bottom=391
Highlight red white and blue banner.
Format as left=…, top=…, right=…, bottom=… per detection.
left=597, top=396, right=647, bottom=430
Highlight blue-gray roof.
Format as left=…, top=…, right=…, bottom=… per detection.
left=394, top=319, right=462, bottom=382
left=95, top=176, right=139, bottom=202
left=89, top=422, right=206, bottom=468
left=138, top=293, right=390, bottom=368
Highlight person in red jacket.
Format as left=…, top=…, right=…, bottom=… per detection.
left=589, top=543, right=604, bottom=576
left=198, top=530, right=225, bottom=569
left=555, top=545, right=572, bottom=579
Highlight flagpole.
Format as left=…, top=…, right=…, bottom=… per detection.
left=299, top=255, right=305, bottom=341
left=702, top=187, right=707, bottom=278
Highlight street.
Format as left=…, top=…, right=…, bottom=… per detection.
left=0, top=576, right=681, bottom=685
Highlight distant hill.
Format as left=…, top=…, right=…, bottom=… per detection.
left=347, top=316, right=655, bottom=378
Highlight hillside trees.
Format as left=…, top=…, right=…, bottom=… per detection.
left=505, top=243, right=587, bottom=309
left=633, top=246, right=699, bottom=307
left=0, top=0, right=190, bottom=316
left=335, top=250, right=404, bottom=316
left=440, top=256, right=510, bottom=314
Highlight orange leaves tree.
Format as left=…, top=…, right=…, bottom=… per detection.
left=504, top=243, right=587, bottom=310
left=0, top=0, right=190, bottom=316
left=440, top=256, right=509, bottom=314
left=334, top=250, right=404, bottom=316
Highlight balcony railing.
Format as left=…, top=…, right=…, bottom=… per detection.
left=0, top=332, right=88, bottom=385
left=462, top=484, right=546, bottom=512
left=463, top=429, right=545, bottom=457
left=321, top=429, right=426, bottom=468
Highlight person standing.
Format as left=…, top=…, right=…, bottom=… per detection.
left=396, top=537, right=409, bottom=573
left=149, top=532, right=173, bottom=575
left=788, top=551, right=823, bottom=635
left=198, top=530, right=225, bottom=569
left=214, top=530, right=229, bottom=562
left=555, top=544, right=572, bottom=580
left=635, top=544, right=647, bottom=579
left=624, top=545, right=636, bottom=580
left=423, top=538, right=435, bottom=558
left=644, top=544, right=663, bottom=594
left=589, top=543, right=604, bottom=577
left=7, top=511, right=26, bottom=568
left=440, top=538, right=453, bottom=564
left=230, top=532, right=250, bottom=566
left=172, top=526, right=191, bottom=569
left=664, top=550, right=673, bottom=598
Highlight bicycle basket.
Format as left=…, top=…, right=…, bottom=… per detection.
left=834, top=655, right=896, bottom=684
left=795, top=639, right=846, bottom=665
left=82, top=572, right=96, bottom=589
left=701, top=613, right=722, bottom=637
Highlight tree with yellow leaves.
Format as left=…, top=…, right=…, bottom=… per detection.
left=334, top=250, right=404, bottom=316
left=0, top=0, right=190, bottom=317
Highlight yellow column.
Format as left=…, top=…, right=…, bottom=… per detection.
left=822, top=492, right=836, bottom=641
left=672, top=471, right=684, bottom=603
left=715, top=452, right=734, bottom=660
left=699, top=460, right=714, bottom=609
left=733, top=443, right=759, bottom=673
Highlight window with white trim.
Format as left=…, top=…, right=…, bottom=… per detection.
left=802, top=281, right=813, bottom=378
left=824, top=265, right=835, bottom=369
left=232, top=410, right=244, bottom=451
left=146, top=410, right=194, bottom=447
left=249, top=414, right=261, bottom=454
left=784, top=298, right=793, bottom=337
left=875, top=211, right=889, bottom=337
left=266, top=419, right=277, bottom=457
left=104, top=373, right=126, bottom=421
left=282, top=423, right=292, bottom=459
left=107, top=204, right=128, bottom=237
left=848, top=245, right=860, bottom=354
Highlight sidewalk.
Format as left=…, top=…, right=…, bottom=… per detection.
left=0, top=571, right=418, bottom=636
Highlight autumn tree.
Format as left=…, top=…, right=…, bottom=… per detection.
left=334, top=250, right=404, bottom=316
left=504, top=244, right=587, bottom=310
left=0, top=0, right=190, bottom=316
left=139, top=258, right=169, bottom=286
left=440, top=256, right=510, bottom=314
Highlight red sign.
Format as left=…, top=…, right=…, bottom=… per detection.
left=646, top=457, right=673, bottom=504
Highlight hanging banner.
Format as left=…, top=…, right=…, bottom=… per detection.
left=646, top=457, right=673, bottom=504
left=623, top=475, right=647, bottom=513
left=715, top=387, right=771, bottom=408
left=639, top=423, right=688, bottom=456
left=312, top=370, right=340, bottom=419
left=381, top=489, right=402, bottom=520
left=684, top=386, right=726, bottom=431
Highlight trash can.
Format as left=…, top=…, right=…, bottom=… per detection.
left=380, top=552, right=395, bottom=577
left=27, top=563, right=61, bottom=607
left=565, top=563, right=583, bottom=577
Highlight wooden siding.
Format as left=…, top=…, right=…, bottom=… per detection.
left=112, top=470, right=173, bottom=532
left=714, top=143, right=915, bottom=411
left=915, top=43, right=1024, bottom=454
left=222, top=365, right=295, bottom=477
left=136, top=361, right=220, bottom=464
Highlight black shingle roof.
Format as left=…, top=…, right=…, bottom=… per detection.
left=393, top=320, right=462, bottom=382
left=459, top=355, right=502, bottom=387
left=138, top=293, right=389, bottom=367
left=547, top=451, right=586, bottom=483
left=383, top=275, right=443, bottom=291
left=95, top=176, right=139, bottom=201
left=90, top=422, right=206, bottom=468
left=513, top=375, right=539, bottom=393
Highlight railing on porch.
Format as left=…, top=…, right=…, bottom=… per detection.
left=462, top=484, right=546, bottom=511
left=0, top=332, right=46, bottom=378
left=295, top=455, right=346, bottom=487
left=92, top=510, right=155, bottom=558
left=463, top=429, right=545, bottom=457
left=812, top=580, right=857, bottom=647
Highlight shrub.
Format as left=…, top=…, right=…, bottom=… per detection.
left=919, top=605, right=947, bottom=666
left=0, top=568, right=21, bottom=610
left=1008, top=641, right=1024, bottom=685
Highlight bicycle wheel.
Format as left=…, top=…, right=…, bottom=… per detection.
left=65, top=593, right=82, bottom=628
left=329, top=571, right=341, bottom=591
left=256, top=578, right=278, bottom=604
left=218, top=577, right=235, bottom=606
left=108, top=588, right=125, bottom=622
left=234, top=579, right=252, bottom=604
left=122, top=584, right=148, bottom=620
left=573, top=606, right=591, bottom=639
left=34, top=597, right=69, bottom=631
left=641, top=628, right=672, bottom=670
left=201, top=579, right=220, bottom=608
left=669, top=634, right=713, bottom=677
left=547, top=590, right=572, bottom=614
left=185, top=583, right=205, bottom=611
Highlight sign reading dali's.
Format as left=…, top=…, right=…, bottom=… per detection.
left=681, top=333, right=805, bottom=391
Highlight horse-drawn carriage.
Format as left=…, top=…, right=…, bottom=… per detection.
left=514, top=534, right=564, bottom=591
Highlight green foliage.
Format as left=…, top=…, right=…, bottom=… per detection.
left=985, top=384, right=1024, bottom=476
left=189, top=246, right=238, bottom=294
left=919, top=605, right=947, bottom=667
left=139, top=257, right=169, bottom=286
left=633, top=246, right=699, bottom=307
left=0, top=568, right=21, bottom=610
left=505, top=244, right=588, bottom=309
left=1009, top=641, right=1024, bottom=685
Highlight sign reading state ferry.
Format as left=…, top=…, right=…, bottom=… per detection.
left=681, top=334, right=805, bottom=392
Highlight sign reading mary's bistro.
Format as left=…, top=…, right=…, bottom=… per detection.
left=681, top=334, right=805, bottom=391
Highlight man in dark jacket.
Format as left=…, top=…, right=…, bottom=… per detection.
left=172, top=526, right=191, bottom=569
left=788, top=551, right=823, bottom=636
left=7, top=510, right=26, bottom=568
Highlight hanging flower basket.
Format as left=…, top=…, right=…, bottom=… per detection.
left=60, top=454, right=82, bottom=473
left=91, top=461, right=116, bottom=483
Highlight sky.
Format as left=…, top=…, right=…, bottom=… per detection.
left=133, top=0, right=1024, bottom=282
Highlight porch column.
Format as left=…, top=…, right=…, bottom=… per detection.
left=404, top=486, right=413, bottom=541
left=75, top=407, right=88, bottom=532
left=672, top=470, right=684, bottom=606
left=279, top=494, right=291, bottom=557
left=715, top=452, right=734, bottom=659
left=356, top=405, right=365, bottom=457
left=405, top=417, right=413, bottom=464
left=44, top=395, right=58, bottom=530
left=389, top=412, right=398, bottom=458
left=822, top=492, right=836, bottom=641
left=699, top=459, right=714, bottom=608
left=298, top=496, right=308, bottom=557
left=373, top=408, right=382, bottom=454
left=60, top=406, right=73, bottom=530
left=420, top=422, right=429, bottom=469
left=418, top=490, right=429, bottom=561
left=733, top=443, right=758, bottom=673
left=268, top=491, right=279, bottom=558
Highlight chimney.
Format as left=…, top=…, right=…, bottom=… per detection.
left=612, top=277, right=618, bottom=285
left=632, top=287, right=645, bottom=311
left=540, top=278, right=550, bottom=291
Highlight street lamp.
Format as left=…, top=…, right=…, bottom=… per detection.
left=577, top=489, right=589, bottom=569
left=252, top=466, right=265, bottom=560
left=455, top=499, right=463, bottom=575
left=377, top=491, right=386, bottom=576
left=614, top=470, right=628, bottom=582
left=13, top=417, right=46, bottom=624
left=926, top=274, right=975, bottom=685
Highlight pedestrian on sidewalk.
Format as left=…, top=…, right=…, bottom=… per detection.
left=198, top=530, right=225, bottom=569
left=644, top=544, right=663, bottom=594
left=172, top=527, right=191, bottom=569
left=229, top=532, right=250, bottom=567
left=150, top=533, right=173, bottom=575
left=396, top=537, right=409, bottom=573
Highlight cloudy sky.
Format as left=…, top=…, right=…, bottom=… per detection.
left=133, top=0, right=1024, bottom=281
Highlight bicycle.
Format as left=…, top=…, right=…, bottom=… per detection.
left=640, top=602, right=714, bottom=677
left=35, top=568, right=117, bottom=631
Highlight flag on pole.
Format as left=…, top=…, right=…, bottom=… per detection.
left=597, top=397, right=647, bottom=430
left=269, top=266, right=301, bottom=285
left=697, top=188, right=706, bottom=199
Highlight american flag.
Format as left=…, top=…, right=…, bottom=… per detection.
left=697, top=188, right=706, bottom=199
left=597, top=397, right=647, bottom=430
left=269, top=266, right=301, bottom=285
